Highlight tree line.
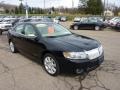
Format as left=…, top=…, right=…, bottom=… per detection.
left=5, top=3, right=45, bottom=14
left=78, top=0, right=103, bottom=15
left=4, top=0, right=120, bottom=15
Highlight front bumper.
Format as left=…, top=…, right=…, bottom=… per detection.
left=0, top=28, right=9, bottom=31
left=0, top=27, right=11, bottom=31
left=0, top=26, right=12, bottom=31
left=58, top=54, right=104, bottom=74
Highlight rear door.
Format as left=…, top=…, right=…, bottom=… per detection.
left=86, top=20, right=95, bottom=29
left=80, top=19, right=89, bottom=29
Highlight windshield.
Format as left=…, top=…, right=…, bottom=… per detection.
left=35, top=23, right=72, bottom=37
left=113, top=19, right=120, bottom=22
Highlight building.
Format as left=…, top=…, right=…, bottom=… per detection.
left=0, top=7, right=5, bottom=13
left=104, top=10, right=114, bottom=16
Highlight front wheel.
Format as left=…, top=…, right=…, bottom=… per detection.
left=43, top=54, right=60, bottom=76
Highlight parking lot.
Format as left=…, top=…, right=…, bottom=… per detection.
left=0, top=22, right=120, bottom=90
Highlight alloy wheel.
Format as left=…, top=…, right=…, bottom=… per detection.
left=9, top=42, right=16, bottom=53
left=95, top=26, right=100, bottom=31
left=44, top=56, right=57, bottom=75
left=74, top=26, right=78, bottom=30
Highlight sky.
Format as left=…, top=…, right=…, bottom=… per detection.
left=0, top=0, right=119, bottom=8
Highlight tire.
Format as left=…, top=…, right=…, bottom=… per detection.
left=95, top=26, right=100, bottom=31
left=74, top=25, right=79, bottom=30
left=9, top=41, right=17, bottom=53
left=0, top=31, right=2, bottom=35
left=43, top=54, right=60, bottom=76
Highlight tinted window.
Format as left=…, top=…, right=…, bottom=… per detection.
left=89, top=19, right=98, bottom=23
left=15, top=24, right=24, bottom=34
left=81, top=18, right=88, bottom=23
left=36, top=23, right=71, bottom=37
left=24, top=24, right=36, bottom=36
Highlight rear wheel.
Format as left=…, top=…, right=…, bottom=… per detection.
left=9, top=41, right=17, bottom=53
left=95, top=26, right=100, bottom=31
left=43, top=54, right=60, bottom=76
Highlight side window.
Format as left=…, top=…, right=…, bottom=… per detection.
left=88, top=19, right=97, bottom=23
left=15, top=24, right=24, bottom=34
left=24, top=25, right=36, bottom=36
left=82, top=19, right=89, bottom=23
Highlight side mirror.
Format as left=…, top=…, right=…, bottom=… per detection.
left=27, top=34, right=38, bottom=40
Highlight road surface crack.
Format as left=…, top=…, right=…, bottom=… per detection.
left=0, top=61, right=16, bottom=90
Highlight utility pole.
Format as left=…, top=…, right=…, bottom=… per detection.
left=103, top=0, right=106, bottom=19
left=19, top=0, right=23, bottom=4
left=103, top=0, right=106, bottom=11
left=72, top=0, right=74, bottom=9
left=43, top=0, right=46, bottom=13
left=25, top=0, right=28, bottom=18
left=107, top=0, right=108, bottom=10
left=19, top=0, right=28, bottom=18
left=44, top=0, right=45, bottom=9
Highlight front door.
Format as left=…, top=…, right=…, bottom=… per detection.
left=13, top=24, right=25, bottom=52
left=22, top=24, right=40, bottom=59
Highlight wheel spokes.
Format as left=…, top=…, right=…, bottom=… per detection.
left=44, top=56, right=57, bottom=74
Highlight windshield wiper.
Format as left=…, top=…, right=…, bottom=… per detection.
left=45, top=34, right=72, bottom=38
left=45, top=36, right=56, bottom=38
left=59, top=34, right=72, bottom=37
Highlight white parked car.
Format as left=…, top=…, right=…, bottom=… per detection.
left=61, top=16, right=67, bottom=22
left=108, top=17, right=120, bottom=27
left=53, top=18, right=59, bottom=23
left=0, top=21, right=12, bottom=35
left=74, top=17, right=81, bottom=22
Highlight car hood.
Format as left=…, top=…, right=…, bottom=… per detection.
left=44, top=34, right=100, bottom=52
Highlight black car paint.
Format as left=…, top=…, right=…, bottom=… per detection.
left=8, top=22, right=104, bottom=73
left=45, top=34, right=100, bottom=52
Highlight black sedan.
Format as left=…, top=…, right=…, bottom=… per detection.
left=8, top=22, right=104, bottom=76
left=70, top=19, right=105, bottom=30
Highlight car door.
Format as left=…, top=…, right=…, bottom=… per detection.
left=12, top=24, right=25, bottom=52
left=86, top=20, right=94, bottom=30
left=22, top=24, right=41, bottom=59
left=80, top=19, right=89, bottom=29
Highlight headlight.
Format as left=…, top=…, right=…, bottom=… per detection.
left=63, top=52, right=87, bottom=59
left=98, top=45, right=103, bottom=56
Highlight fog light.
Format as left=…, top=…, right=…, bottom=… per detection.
left=76, top=69, right=84, bottom=74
